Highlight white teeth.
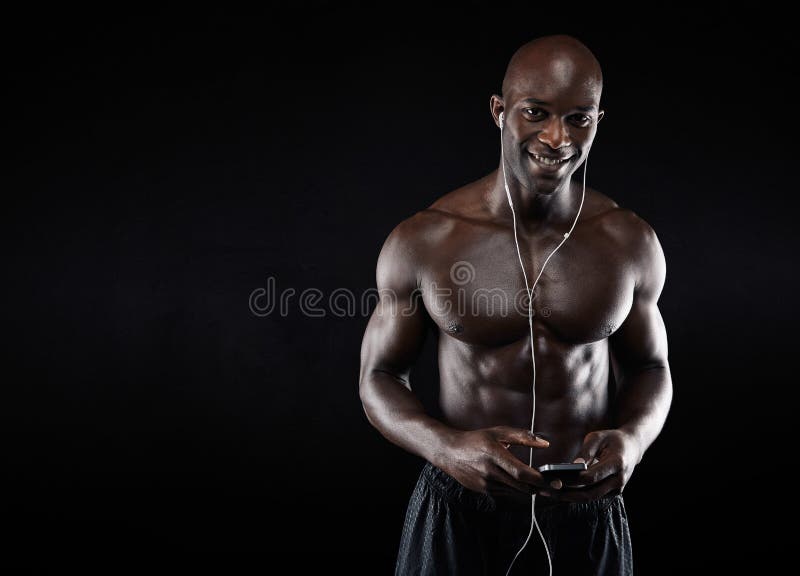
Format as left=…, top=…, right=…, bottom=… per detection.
left=532, top=154, right=569, bottom=166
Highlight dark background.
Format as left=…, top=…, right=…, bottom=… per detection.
left=11, top=4, right=794, bottom=574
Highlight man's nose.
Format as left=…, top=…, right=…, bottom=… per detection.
left=537, top=118, right=571, bottom=149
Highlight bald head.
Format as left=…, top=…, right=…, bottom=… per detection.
left=490, top=35, right=604, bottom=195
left=501, top=35, right=602, bottom=101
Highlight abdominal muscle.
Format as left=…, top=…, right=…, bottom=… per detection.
left=437, top=333, right=612, bottom=467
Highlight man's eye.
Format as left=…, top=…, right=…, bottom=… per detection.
left=523, top=108, right=546, bottom=120
left=570, top=114, right=591, bottom=127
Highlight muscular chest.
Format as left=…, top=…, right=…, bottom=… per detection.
left=419, top=226, right=634, bottom=346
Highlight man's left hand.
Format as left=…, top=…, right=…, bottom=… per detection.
left=543, top=429, right=642, bottom=502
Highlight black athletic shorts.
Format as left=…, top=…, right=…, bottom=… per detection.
left=395, top=462, right=633, bottom=575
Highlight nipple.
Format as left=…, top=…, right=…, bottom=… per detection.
left=447, top=321, right=464, bottom=334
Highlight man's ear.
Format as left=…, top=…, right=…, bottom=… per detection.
left=490, top=94, right=504, bottom=128
left=597, top=109, right=605, bottom=123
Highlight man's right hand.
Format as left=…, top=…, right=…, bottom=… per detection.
left=436, top=426, right=550, bottom=495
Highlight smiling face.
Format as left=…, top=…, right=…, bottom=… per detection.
left=493, top=36, right=604, bottom=195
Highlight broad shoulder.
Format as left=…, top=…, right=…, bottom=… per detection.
left=426, top=173, right=495, bottom=222
left=375, top=176, right=492, bottom=291
left=375, top=208, right=454, bottom=293
left=588, top=194, right=666, bottom=297
left=382, top=176, right=493, bottom=256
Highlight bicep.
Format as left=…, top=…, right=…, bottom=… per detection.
left=360, top=289, right=429, bottom=385
left=610, top=224, right=669, bottom=372
left=610, top=293, right=668, bottom=372
left=359, top=224, right=431, bottom=386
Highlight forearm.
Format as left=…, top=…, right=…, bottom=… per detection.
left=359, top=369, right=456, bottom=465
left=615, top=364, right=673, bottom=461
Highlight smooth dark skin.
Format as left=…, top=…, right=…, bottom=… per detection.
left=359, top=36, right=672, bottom=502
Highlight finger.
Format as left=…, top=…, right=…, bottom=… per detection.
left=492, top=452, right=548, bottom=488
left=555, top=474, right=621, bottom=502
left=491, top=426, right=550, bottom=449
left=578, top=456, right=619, bottom=486
left=488, top=463, right=534, bottom=494
left=574, top=431, right=605, bottom=464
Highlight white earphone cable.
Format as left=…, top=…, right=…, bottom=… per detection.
left=500, top=116, right=587, bottom=576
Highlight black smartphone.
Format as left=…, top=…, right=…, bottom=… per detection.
left=537, top=462, right=587, bottom=482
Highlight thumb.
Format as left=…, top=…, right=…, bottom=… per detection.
left=574, top=431, right=605, bottom=464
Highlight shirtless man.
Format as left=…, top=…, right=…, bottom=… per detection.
left=359, top=35, right=672, bottom=576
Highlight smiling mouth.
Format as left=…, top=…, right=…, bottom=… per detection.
left=529, top=152, right=572, bottom=167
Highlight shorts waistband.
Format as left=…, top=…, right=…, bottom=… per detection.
left=421, top=461, right=497, bottom=512
left=420, top=461, right=623, bottom=514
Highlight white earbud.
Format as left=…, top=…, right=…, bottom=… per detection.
left=499, top=111, right=505, bottom=129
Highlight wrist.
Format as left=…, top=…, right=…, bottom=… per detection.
left=616, top=426, right=645, bottom=464
left=426, top=424, right=461, bottom=470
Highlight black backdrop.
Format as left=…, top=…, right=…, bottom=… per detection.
left=11, top=5, right=795, bottom=574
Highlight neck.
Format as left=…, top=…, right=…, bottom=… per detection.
left=486, top=166, right=581, bottom=233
